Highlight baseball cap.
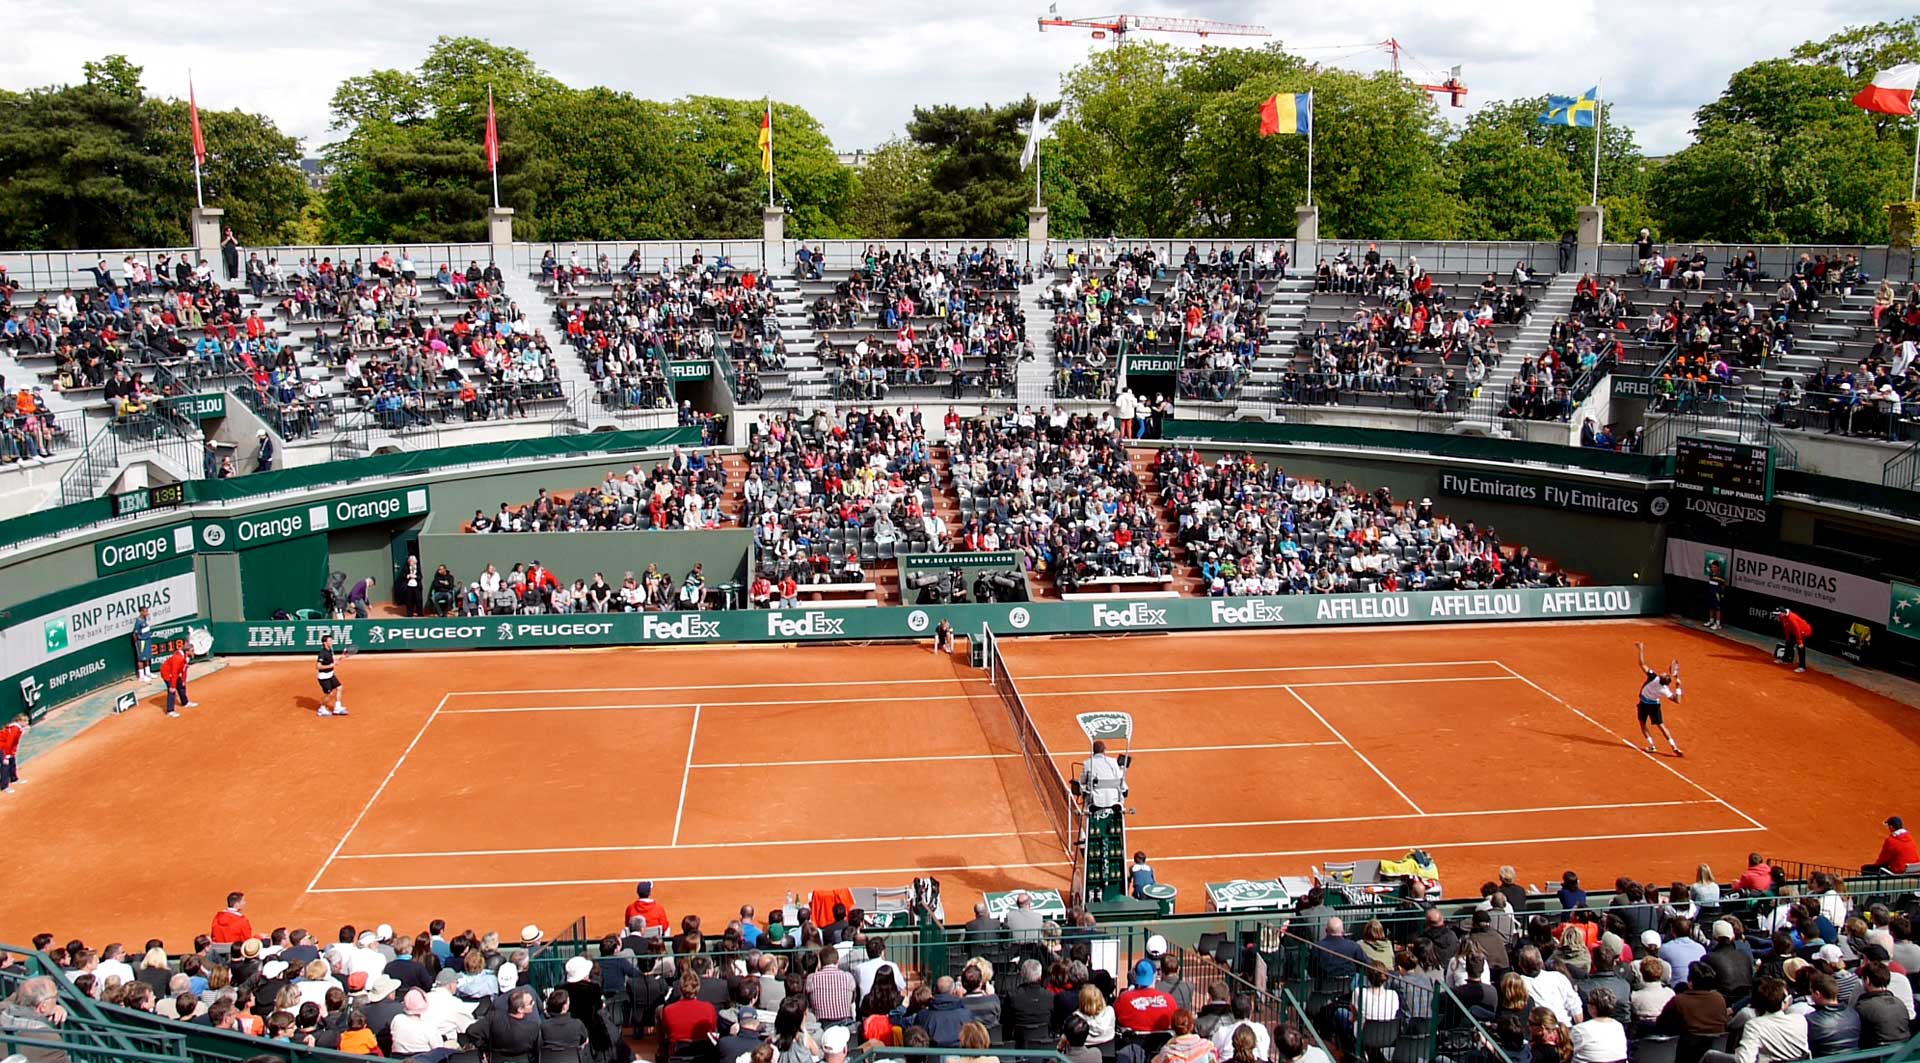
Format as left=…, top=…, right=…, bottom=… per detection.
left=261, top=960, right=289, bottom=979
left=1133, top=960, right=1157, bottom=987
left=358, top=931, right=377, bottom=947
left=565, top=955, right=593, bottom=981
left=820, top=1027, right=851, bottom=1054
left=1782, top=958, right=1810, bottom=981
left=499, top=963, right=519, bottom=990
left=1711, top=921, right=1734, bottom=941
left=435, top=968, right=460, bottom=987
left=1816, top=944, right=1844, bottom=965
left=1146, top=934, right=1168, bottom=957
left=376, top=924, right=393, bottom=942
left=1888, top=816, right=1906, bottom=831
left=1640, top=929, right=1662, bottom=949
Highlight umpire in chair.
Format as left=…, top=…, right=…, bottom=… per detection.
left=1080, top=740, right=1128, bottom=813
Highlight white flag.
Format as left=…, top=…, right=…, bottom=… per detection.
left=1019, top=102, right=1041, bottom=170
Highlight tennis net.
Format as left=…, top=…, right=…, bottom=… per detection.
left=981, top=625, right=1080, bottom=868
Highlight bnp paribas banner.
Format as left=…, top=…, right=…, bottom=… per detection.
left=212, top=585, right=1660, bottom=655
left=1890, top=581, right=1920, bottom=642
left=0, top=558, right=201, bottom=721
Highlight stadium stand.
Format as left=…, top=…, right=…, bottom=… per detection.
left=7, top=858, right=1916, bottom=1063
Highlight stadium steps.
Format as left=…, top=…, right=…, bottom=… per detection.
left=1126, top=447, right=1206, bottom=596
left=1016, top=283, right=1052, bottom=405
left=769, top=277, right=827, bottom=403
left=716, top=452, right=750, bottom=523
left=928, top=446, right=964, bottom=548
left=869, top=559, right=902, bottom=605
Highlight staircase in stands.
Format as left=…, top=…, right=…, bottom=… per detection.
left=1127, top=447, right=1207, bottom=595
left=1470, top=272, right=1578, bottom=424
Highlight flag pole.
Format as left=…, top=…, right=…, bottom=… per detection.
left=1591, top=80, right=1603, bottom=207
left=488, top=86, right=500, bottom=210
left=190, top=70, right=204, bottom=209
left=1910, top=117, right=1918, bottom=200
left=1306, top=90, right=1315, bottom=207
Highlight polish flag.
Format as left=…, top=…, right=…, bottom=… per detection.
left=1853, top=64, right=1919, bottom=116
left=189, top=77, right=206, bottom=164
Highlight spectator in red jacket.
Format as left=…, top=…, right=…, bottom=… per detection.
left=1775, top=607, right=1813, bottom=673
left=1866, top=816, right=1919, bottom=874
left=211, top=892, right=254, bottom=944
left=1115, top=960, right=1176, bottom=1033
left=624, top=880, right=667, bottom=932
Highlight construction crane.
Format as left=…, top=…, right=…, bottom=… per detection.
left=1036, top=12, right=1271, bottom=47
left=1380, top=37, right=1467, bottom=106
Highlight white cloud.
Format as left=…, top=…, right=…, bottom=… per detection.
left=3, top=0, right=1911, bottom=157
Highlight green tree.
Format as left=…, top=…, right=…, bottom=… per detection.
left=1446, top=96, right=1646, bottom=240
left=510, top=88, right=700, bottom=241
left=1791, top=16, right=1920, bottom=79
left=845, top=140, right=932, bottom=238
left=670, top=96, right=853, bottom=239
left=0, top=56, right=306, bottom=249
left=905, top=97, right=1052, bottom=238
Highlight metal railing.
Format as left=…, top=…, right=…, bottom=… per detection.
left=1, top=408, right=87, bottom=466
left=56, top=410, right=198, bottom=505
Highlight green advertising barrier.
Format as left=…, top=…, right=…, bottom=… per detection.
left=2, top=558, right=201, bottom=722
left=1124, top=353, right=1180, bottom=375
left=95, top=524, right=199, bottom=576
left=667, top=361, right=713, bottom=381
left=1438, top=469, right=1672, bottom=521
left=163, top=393, right=228, bottom=421
left=983, top=889, right=1067, bottom=919
left=211, top=584, right=1662, bottom=654
left=1891, top=580, right=1920, bottom=641
left=1162, top=419, right=1669, bottom=478
left=195, top=485, right=430, bottom=552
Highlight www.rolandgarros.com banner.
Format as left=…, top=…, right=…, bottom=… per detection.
left=208, top=585, right=1661, bottom=654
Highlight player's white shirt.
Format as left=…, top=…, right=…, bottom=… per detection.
left=1639, top=674, right=1680, bottom=703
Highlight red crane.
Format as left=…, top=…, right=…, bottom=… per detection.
left=1036, top=12, right=1271, bottom=47
left=1379, top=36, right=1467, bottom=107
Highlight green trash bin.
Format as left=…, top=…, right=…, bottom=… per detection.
left=1142, top=882, right=1178, bottom=917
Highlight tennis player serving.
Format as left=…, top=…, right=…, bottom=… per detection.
left=316, top=634, right=349, bottom=718
left=1633, top=641, right=1683, bottom=756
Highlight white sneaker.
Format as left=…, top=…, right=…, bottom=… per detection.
left=183, top=702, right=199, bottom=708
left=1794, top=667, right=1806, bottom=673
left=167, top=711, right=181, bottom=718
left=317, top=708, right=333, bottom=717
left=334, top=706, right=349, bottom=716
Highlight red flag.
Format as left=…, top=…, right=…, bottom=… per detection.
left=484, top=90, right=499, bottom=172
left=1853, top=64, right=1919, bottom=116
left=189, top=77, right=206, bottom=165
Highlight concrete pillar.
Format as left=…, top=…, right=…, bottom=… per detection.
left=1577, top=204, right=1605, bottom=276
left=761, top=206, right=786, bottom=272
left=488, top=208, right=515, bottom=268
left=1295, top=205, right=1320, bottom=271
left=1027, top=207, right=1049, bottom=266
left=189, top=207, right=224, bottom=271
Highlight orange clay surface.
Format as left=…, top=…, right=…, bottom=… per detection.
left=3, top=618, right=1915, bottom=947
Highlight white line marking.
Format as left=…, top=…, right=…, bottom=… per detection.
left=670, top=705, right=701, bottom=846
left=1147, top=827, right=1765, bottom=864
left=442, top=693, right=980, bottom=715
left=338, top=829, right=1062, bottom=861
left=1011, top=660, right=1505, bottom=681
left=442, top=677, right=1518, bottom=715
left=1128, top=799, right=1718, bottom=833
left=304, top=692, right=449, bottom=894
left=692, top=740, right=1345, bottom=769
left=445, top=677, right=988, bottom=697
left=1020, top=676, right=1520, bottom=696
left=1492, top=660, right=1769, bottom=831
left=1285, top=687, right=1426, bottom=815
left=308, top=860, right=1072, bottom=893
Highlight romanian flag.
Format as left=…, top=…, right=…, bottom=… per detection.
left=1853, top=64, right=1919, bottom=116
left=189, top=76, right=206, bottom=165
left=1539, top=88, right=1598, bottom=128
left=484, top=89, right=499, bottom=172
left=758, top=100, right=773, bottom=173
left=1259, top=92, right=1311, bottom=136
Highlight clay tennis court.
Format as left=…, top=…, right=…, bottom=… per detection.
left=4, top=617, right=1914, bottom=945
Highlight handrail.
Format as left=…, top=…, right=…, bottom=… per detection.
left=56, top=409, right=198, bottom=506
left=1883, top=439, right=1920, bottom=490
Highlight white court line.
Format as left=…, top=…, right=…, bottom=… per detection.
left=339, top=828, right=1062, bottom=860
left=304, top=692, right=450, bottom=894
left=1492, top=660, right=1769, bottom=831
left=669, top=704, right=701, bottom=846
left=1010, top=661, right=1504, bottom=681
left=441, top=677, right=1519, bottom=715
left=1285, top=687, right=1426, bottom=815
left=1129, top=799, right=1718, bottom=833
left=693, top=740, right=1344, bottom=769
left=1147, top=826, right=1765, bottom=864
left=445, top=677, right=990, bottom=697
left=308, top=860, right=1072, bottom=894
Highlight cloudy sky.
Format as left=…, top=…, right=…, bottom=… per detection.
left=4, top=0, right=1911, bottom=157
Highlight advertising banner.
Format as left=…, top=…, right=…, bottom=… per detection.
left=1890, top=581, right=1920, bottom=641
left=1438, top=469, right=1671, bottom=521
left=0, top=559, right=201, bottom=722
left=198, top=486, right=430, bottom=551
left=1728, top=549, right=1889, bottom=622
left=95, top=523, right=198, bottom=576
left=211, top=585, right=1661, bottom=655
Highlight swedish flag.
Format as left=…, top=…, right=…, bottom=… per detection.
left=1539, top=88, right=1598, bottom=128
